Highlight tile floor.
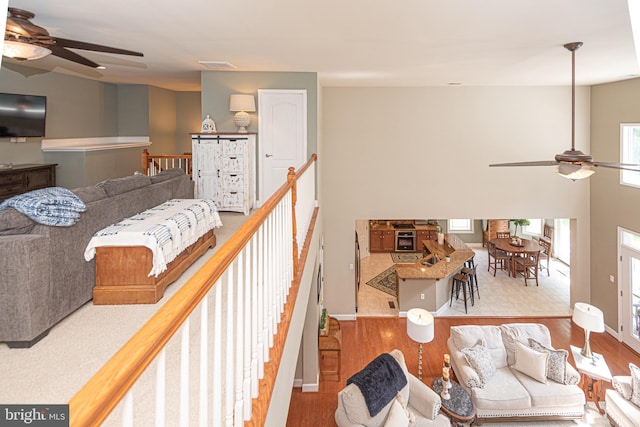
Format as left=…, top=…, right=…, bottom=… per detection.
left=357, top=244, right=571, bottom=317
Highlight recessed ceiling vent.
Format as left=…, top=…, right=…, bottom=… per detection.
left=197, top=61, right=237, bottom=70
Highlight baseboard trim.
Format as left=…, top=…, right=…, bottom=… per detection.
left=332, top=314, right=356, bottom=321
left=606, top=324, right=619, bottom=340
left=302, top=382, right=318, bottom=392
left=293, top=378, right=303, bottom=388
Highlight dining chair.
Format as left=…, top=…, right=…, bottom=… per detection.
left=538, top=238, right=552, bottom=276
left=513, top=250, right=540, bottom=286
left=487, top=241, right=511, bottom=276
left=496, top=231, right=511, bottom=239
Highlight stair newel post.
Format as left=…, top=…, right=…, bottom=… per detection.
left=142, top=149, right=150, bottom=175
left=288, top=167, right=299, bottom=278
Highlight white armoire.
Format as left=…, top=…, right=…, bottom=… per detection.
left=191, top=133, right=256, bottom=215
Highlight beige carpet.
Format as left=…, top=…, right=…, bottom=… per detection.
left=0, top=211, right=248, bottom=407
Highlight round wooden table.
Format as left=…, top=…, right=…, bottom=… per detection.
left=490, top=238, right=542, bottom=277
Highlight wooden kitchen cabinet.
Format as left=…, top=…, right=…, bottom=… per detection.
left=370, top=229, right=394, bottom=252
left=416, top=230, right=435, bottom=245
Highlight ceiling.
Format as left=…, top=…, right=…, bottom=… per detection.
left=2, top=0, right=639, bottom=91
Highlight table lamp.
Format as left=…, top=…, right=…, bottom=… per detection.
left=229, top=94, right=256, bottom=133
left=572, top=302, right=604, bottom=359
left=407, top=308, right=434, bottom=380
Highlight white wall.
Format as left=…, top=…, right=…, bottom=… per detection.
left=320, top=86, right=591, bottom=316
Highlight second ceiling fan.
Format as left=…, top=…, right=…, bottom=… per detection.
left=489, top=42, right=640, bottom=180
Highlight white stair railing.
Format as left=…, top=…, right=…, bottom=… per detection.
left=69, top=155, right=317, bottom=427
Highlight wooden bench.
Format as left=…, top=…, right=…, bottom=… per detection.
left=93, top=230, right=215, bottom=305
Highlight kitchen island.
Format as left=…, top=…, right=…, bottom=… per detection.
left=395, top=234, right=475, bottom=314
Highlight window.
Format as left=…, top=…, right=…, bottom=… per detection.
left=448, top=219, right=473, bottom=234
left=621, top=124, right=640, bottom=188
left=523, top=219, right=542, bottom=236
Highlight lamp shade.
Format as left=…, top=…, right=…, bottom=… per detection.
left=572, top=302, right=604, bottom=332
left=229, top=94, right=256, bottom=112
left=406, top=308, right=434, bottom=344
left=556, top=163, right=595, bottom=180
left=3, top=40, right=52, bottom=61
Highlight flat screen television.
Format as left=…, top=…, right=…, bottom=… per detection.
left=0, top=93, right=47, bottom=138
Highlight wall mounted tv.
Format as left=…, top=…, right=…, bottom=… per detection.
left=0, top=93, right=47, bottom=138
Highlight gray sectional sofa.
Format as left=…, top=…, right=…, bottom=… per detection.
left=0, top=169, right=194, bottom=348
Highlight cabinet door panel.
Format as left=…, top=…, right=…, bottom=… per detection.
left=222, top=174, right=244, bottom=191
left=221, top=139, right=246, bottom=156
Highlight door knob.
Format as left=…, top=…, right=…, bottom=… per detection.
left=265, top=153, right=273, bottom=158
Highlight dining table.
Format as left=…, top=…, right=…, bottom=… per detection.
left=490, top=237, right=543, bottom=277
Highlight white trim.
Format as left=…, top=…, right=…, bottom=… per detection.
left=292, top=378, right=303, bottom=387
left=619, top=123, right=640, bottom=188
left=41, top=136, right=151, bottom=152
left=301, top=383, right=318, bottom=393
left=332, top=314, right=356, bottom=321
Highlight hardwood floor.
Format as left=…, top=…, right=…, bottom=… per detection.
left=286, top=316, right=640, bottom=426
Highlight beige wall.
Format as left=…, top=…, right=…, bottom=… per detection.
left=321, top=86, right=592, bottom=317
left=176, top=92, right=201, bottom=153
left=590, top=77, right=640, bottom=330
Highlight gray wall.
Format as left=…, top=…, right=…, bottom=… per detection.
left=0, top=64, right=201, bottom=187
left=200, top=71, right=318, bottom=156
left=590, top=77, right=640, bottom=329
left=321, top=86, right=592, bottom=318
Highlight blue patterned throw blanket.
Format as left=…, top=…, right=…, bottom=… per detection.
left=346, top=353, right=408, bottom=417
left=0, top=187, right=86, bottom=226
left=84, top=199, right=222, bottom=277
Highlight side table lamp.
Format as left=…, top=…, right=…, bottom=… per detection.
left=229, top=94, right=256, bottom=133
left=572, top=302, right=605, bottom=359
left=407, top=308, right=434, bottom=380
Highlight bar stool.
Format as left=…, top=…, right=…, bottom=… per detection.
left=461, top=264, right=479, bottom=302
left=450, top=272, right=472, bottom=314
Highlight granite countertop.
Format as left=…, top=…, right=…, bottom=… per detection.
left=395, top=234, right=475, bottom=280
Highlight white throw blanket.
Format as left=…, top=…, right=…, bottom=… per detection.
left=84, top=199, right=223, bottom=277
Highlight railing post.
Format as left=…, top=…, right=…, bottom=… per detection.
left=142, top=149, right=150, bottom=175
left=288, top=167, right=299, bottom=278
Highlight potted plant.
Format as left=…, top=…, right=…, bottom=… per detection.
left=511, top=219, right=530, bottom=237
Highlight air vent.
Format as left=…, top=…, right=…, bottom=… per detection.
left=197, top=61, right=237, bottom=70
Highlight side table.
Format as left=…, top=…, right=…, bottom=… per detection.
left=570, top=345, right=612, bottom=414
left=432, top=377, right=476, bottom=426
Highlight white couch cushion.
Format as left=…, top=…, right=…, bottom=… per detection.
left=631, top=362, right=640, bottom=407
left=384, top=399, right=409, bottom=427
left=450, top=325, right=507, bottom=368
left=528, top=338, right=569, bottom=384
left=512, top=368, right=585, bottom=408
left=606, top=388, right=640, bottom=427
left=470, top=367, right=531, bottom=411
left=461, top=340, right=496, bottom=388
left=613, top=375, right=633, bottom=400
left=501, top=323, right=552, bottom=366
left=512, top=340, right=548, bottom=384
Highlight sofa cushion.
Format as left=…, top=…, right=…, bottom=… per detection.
left=383, top=399, right=409, bottom=427
left=501, top=323, right=552, bottom=366
left=513, top=340, right=548, bottom=383
left=461, top=340, right=496, bottom=388
left=513, top=368, right=585, bottom=408
left=528, top=338, right=569, bottom=384
left=470, top=367, right=531, bottom=411
left=450, top=325, right=507, bottom=368
left=97, top=174, right=152, bottom=197
left=631, top=363, right=640, bottom=407
left=613, top=375, right=633, bottom=400
left=150, top=168, right=185, bottom=183
left=72, top=186, right=108, bottom=204
left=0, top=208, right=35, bottom=235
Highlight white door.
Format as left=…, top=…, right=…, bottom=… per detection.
left=257, top=89, right=307, bottom=205
left=620, top=228, right=640, bottom=354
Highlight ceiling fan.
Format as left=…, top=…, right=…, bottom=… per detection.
left=489, top=42, right=640, bottom=180
left=3, top=7, right=143, bottom=68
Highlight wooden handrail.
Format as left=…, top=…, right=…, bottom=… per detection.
left=141, top=149, right=192, bottom=175
left=69, top=154, right=318, bottom=426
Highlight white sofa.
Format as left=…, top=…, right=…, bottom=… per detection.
left=447, top=323, right=586, bottom=423
left=335, top=349, right=451, bottom=427
left=606, top=373, right=640, bottom=427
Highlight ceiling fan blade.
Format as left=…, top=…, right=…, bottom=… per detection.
left=48, top=45, right=100, bottom=68
left=489, top=160, right=559, bottom=167
left=591, top=161, right=640, bottom=172
left=52, top=37, right=143, bottom=57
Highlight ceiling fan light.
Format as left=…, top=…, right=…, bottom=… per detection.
left=2, top=40, right=51, bottom=60
left=556, top=163, right=595, bottom=180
